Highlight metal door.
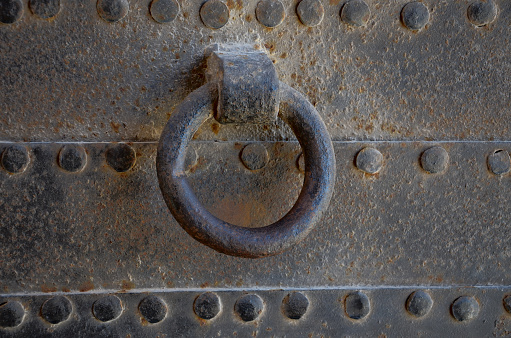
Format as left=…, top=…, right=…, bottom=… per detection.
left=0, top=0, right=510, bottom=336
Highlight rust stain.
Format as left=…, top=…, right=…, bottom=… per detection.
left=121, top=280, right=135, bottom=291
left=79, top=280, right=95, bottom=292
left=41, top=284, right=57, bottom=293
left=211, top=123, right=220, bottom=134
left=110, top=121, right=121, bottom=133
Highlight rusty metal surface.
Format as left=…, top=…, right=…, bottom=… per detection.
left=157, top=82, right=335, bottom=257
left=0, top=140, right=510, bottom=294
left=1, top=287, right=511, bottom=336
left=1, top=0, right=511, bottom=142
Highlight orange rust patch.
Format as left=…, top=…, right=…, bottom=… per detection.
left=211, top=123, right=220, bottom=134
left=79, top=280, right=94, bottom=292
left=121, top=280, right=135, bottom=291
left=110, top=121, right=121, bottom=133
left=41, top=284, right=57, bottom=293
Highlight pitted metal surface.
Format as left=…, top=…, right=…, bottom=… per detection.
left=1, top=0, right=511, bottom=335
left=1, top=0, right=511, bottom=142
left=0, top=140, right=510, bottom=293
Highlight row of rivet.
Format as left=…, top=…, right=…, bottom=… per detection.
left=1, top=291, right=510, bottom=328
left=0, top=143, right=136, bottom=174
left=0, top=0, right=499, bottom=29
left=1, top=143, right=510, bottom=176
left=241, top=143, right=511, bottom=176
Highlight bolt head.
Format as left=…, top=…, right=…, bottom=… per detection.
left=2, top=145, right=30, bottom=174
left=97, top=0, right=129, bottom=23
left=256, top=0, right=285, bottom=28
left=150, top=0, right=180, bottom=24
left=344, top=291, right=370, bottom=320
left=106, top=143, right=136, bottom=172
left=282, top=292, right=309, bottom=320
left=420, top=146, right=449, bottom=174
left=488, top=149, right=510, bottom=175
left=41, top=296, right=72, bottom=325
left=240, top=143, right=269, bottom=171
left=235, top=294, right=264, bottom=322
left=29, top=0, right=61, bottom=19
left=296, top=0, right=324, bottom=27
left=0, top=0, right=23, bottom=24
left=139, top=295, right=167, bottom=324
left=59, top=145, right=87, bottom=173
left=401, top=2, right=430, bottom=31
left=467, top=1, right=497, bottom=27
left=340, top=0, right=370, bottom=27
left=200, top=0, right=229, bottom=29
left=356, top=147, right=383, bottom=174
left=406, top=290, right=433, bottom=318
left=451, top=296, right=479, bottom=322
left=93, top=295, right=123, bottom=322
left=0, top=301, right=25, bottom=328
left=194, top=292, right=221, bottom=320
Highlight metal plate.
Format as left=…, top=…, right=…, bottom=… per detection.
left=1, top=0, right=511, bottom=335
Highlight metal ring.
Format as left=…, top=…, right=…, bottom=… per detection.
left=157, top=82, right=336, bottom=258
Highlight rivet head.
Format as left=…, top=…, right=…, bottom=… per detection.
left=106, top=143, right=136, bottom=172
left=344, top=291, right=370, bottom=320
left=200, top=0, right=229, bottom=29
left=401, top=2, right=430, bottom=31
left=340, top=0, right=370, bottom=27
left=297, top=152, right=305, bottom=173
left=139, top=295, right=167, bottom=324
left=296, top=0, right=324, bottom=27
left=41, top=296, right=72, bottom=325
left=488, top=150, right=510, bottom=175
left=0, top=301, right=25, bottom=328
left=406, top=291, right=433, bottom=318
left=92, top=295, right=123, bottom=322
left=451, top=296, right=479, bottom=322
left=256, top=0, right=285, bottom=28
left=0, top=0, right=23, bottom=24
left=356, top=147, right=383, bottom=174
left=58, top=145, right=87, bottom=173
left=240, top=143, right=269, bottom=170
left=282, top=292, right=309, bottom=320
left=150, top=0, right=179, bottom=24
left=467, top=1, right=497, bottom=27
left=194, top=292, right=221, bottom=320
left=97, top=0, right=129, bottom=23
left=420, top=146, right=449, bottom=174
left=235, top=294, right=264, bottom=322
left=503, top=295, right=511, bottom=314
left=29, top=0, right=61, bottom=19
left=1, top=145, right=30, bottom=174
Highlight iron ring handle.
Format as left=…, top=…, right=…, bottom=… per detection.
left=156, top=82, right=336, bottom=258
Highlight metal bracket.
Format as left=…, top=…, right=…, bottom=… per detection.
left=206, top=44, right=280, bottom=124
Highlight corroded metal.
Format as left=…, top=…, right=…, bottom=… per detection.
left=156, top=82, right=335, bottom=257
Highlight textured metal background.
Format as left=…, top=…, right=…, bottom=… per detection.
left=1, top=0, right=511, bottom=335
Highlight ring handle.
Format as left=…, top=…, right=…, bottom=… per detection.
left=157, top=82, right=336, bottom=258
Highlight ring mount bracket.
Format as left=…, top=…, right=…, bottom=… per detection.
left=206, top=44, right=280, bottom=124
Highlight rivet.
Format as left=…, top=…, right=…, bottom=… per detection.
left=58, top=145, right=87, bottom=173
left=150, top=0, right=179, bottom=24
left=405, top=290, right=433, bottom=318
left=40, top=296, right=72, bottom=325
left=487, top=149, right=510, bottom=175
left=1, top=145, right=30, bottom=174
left=344, top=291, right=370, bottom=320
left=451, top=296, right=479, bottom=322
left=29, top=0, right=61, bottom=19
left=256, top=0, right=285, bottom=28
left=92, top=295, right=123, bottom=322
left=355, top=147, right=383, bottom=174
left=467, top=1, right=497, bottom=27
left=401, top=2, right=430, bottom=31
left=139, top=295, right=167, bottom=324
left=0, top=0, right=23, bottom=24
left=503, top=295, right=511, bottom=314
left=97, top=0, right=129, bottom=23
left=282, top=292, right=309, bottom=320
left=340, top=0, right=370, bottom=27
left=420, top=146, right=449, bottom=174
left=194, top=292, right=221, bottom=320
left=0, top=301, right=25, bottom=328
left=200, top=0, right=229, bottom=29
left=296, top=0, right=324, bottom=27
left=234, top=294, right=264, bottom=322
left=297, top=152, right=305, bottom=173
left=240, top=143, right=269, bottom=171
left=105, top=143, right=136, bottom=172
